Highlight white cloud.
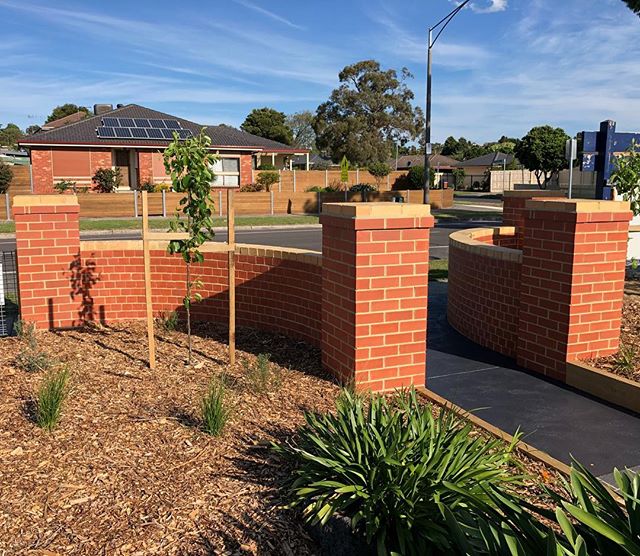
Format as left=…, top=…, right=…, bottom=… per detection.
left=470, top=0, right=508, bottom=13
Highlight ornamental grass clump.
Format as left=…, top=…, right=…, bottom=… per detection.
left=36, top=367, right=70, bottom=431
left=14, top=320, right=54, bottom=373
left=245, top=353, right=280, bottom=394
left=201, top=377, right=230, bottom=436
left=274, top=387, right=521, bottom=555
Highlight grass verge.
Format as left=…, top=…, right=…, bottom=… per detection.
left=433, top=209, right=502, bottom=221
left=429, top=259, right=448, bottom=281
left=0, top=215, right=320, bottom=234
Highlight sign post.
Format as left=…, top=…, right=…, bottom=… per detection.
left=565, top=138, right=577, bottom=199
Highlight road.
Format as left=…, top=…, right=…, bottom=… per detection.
left=0, top=221, right=497, bottom=258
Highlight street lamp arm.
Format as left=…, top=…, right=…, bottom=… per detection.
left=431, top=0, right=472, bottom=47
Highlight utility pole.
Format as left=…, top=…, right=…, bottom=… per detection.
left=423, top=0, right=472, bottom=204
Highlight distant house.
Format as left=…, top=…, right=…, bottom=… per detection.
left=292, top=153, right=337, bottom=169
left=392, top=154, right=459, bottom=171
left=40, top=111, right=89, bottom=131
left=456, top=152, right=514, bottom=176
left=18, top=104, right=309, bottom=193
left=0, top=149, right=29, bottom=165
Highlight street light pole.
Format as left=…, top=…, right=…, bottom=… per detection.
left=423, top=0, right=472, bottom=204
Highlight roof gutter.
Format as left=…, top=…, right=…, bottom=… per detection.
left=18, top=142, right=264, bottom=152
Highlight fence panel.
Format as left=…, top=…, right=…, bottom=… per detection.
left=78, top=193, right=136, bottom=218
left=0, top=251, right=19, bottom=336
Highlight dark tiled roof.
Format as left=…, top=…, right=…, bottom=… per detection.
left=19, top=104, right=304, bottom=152
left=41, top=110, right=88, bottom=130
left=458, top=152, right=514, bottom=167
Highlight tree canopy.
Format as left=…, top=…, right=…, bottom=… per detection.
left=286, top=111, right=316, bottom=150
left=441, top=135, right=517, bottom=160
left=623, top=0, right=640, bottom=15
left=514, top=126, right=569, bottom=188
left=241, top=107, right=293, bottom=145
left=45, top=104, right=90, bottom=124
left=313, top=60, right=424, bottom=166
left=0, top=123, right=24, bottom=148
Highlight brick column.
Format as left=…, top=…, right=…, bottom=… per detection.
left=320, top=203, right=434, bottom=392
left=137, top=151, right=154, bottom=184
left=517, top=199, right=631, bottom=381
left=14, top=195, right=80, bottom=329
left=503, top=190, right=565, bottom=248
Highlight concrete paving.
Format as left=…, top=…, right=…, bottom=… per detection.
left=427, top=281, right=640, bottom=479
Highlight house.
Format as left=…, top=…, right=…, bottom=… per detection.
left=291, top=153, right=337, bottom=169
left=456, top=152, right=514, bottom=176
left=393, top=153, right=459, bottom=171
left=0, top=149, right=29, bottom=165
left=18, top=104, right=309, bottom=193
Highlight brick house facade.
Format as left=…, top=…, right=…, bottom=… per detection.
left=19, top=104, right=308, bottom=194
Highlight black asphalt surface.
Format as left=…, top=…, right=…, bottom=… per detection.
left=427, top=281, right=640, bottom=479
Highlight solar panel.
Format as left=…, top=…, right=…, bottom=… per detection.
left=102, top=117, right=119, bottom=127
left=164, top=120, right=181, bottom=129
left=177, top=129, right=193, bottom=139
left=133, top=118, right=150, bottom=128
left=130, top=128, right=148, bottom=138
left=146, top=128, right=163, bottom=139
left=118, top=118, right=135, bottom=128
left=148, top=119, right=166, bottom=128
left=114, top=127, right=132, bottom=138
left=97, top=126, right=116, bottom=138
left=161, top=129, right=175, bottom=139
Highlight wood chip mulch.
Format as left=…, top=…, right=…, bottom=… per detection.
left=590, top=289, right=640, bottom=381
left=0, top=322, right=563, bottom=555
left=0, top=322, right=340, bottom=555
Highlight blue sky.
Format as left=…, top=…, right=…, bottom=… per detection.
left=0, top=0, right=638, bottom=143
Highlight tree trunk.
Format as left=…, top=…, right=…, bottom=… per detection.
left=186, top=260, right=192, bottom=365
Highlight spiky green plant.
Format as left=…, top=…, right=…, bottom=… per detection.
left=611, top=344, right=638, bottom=379
left=36, top=367, right=70, bottom=431
left=245, top=353, right=280, bottom=394
left=274, top=387, right=521, bottom=555
left=201, top=377, right=229, bottom=436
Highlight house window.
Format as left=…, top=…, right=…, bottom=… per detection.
left=211, top=157, right=240, bottom=187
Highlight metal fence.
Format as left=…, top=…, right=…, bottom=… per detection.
left=0, top=251, right=19, bottom=336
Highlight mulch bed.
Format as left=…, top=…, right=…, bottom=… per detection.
left=0, top=322, right=563, bottom=555
left=590, top=287, right=640, bottom=381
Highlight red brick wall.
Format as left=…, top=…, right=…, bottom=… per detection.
left=448, top=229, right=521, bottom=358
left=503, top=191, right=565, bottom=248
left=517, top=200, right=631, bottom=380
left=31, top=149, right=54, bottom=193
left=321, top=204, right=434, bottom=391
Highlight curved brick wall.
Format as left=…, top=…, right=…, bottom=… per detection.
left=79, top=241, right=322, bottom=346
left=447, top=227, right=522, bottom=358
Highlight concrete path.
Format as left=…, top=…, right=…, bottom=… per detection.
left=427, top=281, right=640, bottom=479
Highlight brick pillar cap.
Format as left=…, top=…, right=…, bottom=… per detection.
left=323, top=202, right=431, bottom=219
left=503, top=190, right=565, bottom=199
left=525, top=198, right=630, bottom=214
left=13, top=194, right=79, bottom=208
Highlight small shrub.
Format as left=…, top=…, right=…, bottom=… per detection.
left=245, top=353, right=280, bottom=393
left=275, top=387, right=520, bottom=554
left=14, top=319, right=36, bottom=343
left=36, top=367, right=70, bottom=431
left=611, top=344, right=638, bottom=378
left=201, top=378, right=230, bottom=436
left=15, top=346, right=54, bottom=373
left=0, top=161, right=13, bottom=194
left=239, top=182, right=264, bottom=192
left=452, top=168, right=465, bottom=189
left=256, top=170, right=279, bottom=192
left=348, top=183, right=377, bottom=193
left=92, top=167, right=122, bottom=193
left=138, top=179, right=156, bottom=192
left=257, top=163, right=276, bottom=171
left=306, top=185, right=342, bottom=193
left=157, top=310, right=179, bottom=331
left=54, top=180, right=77, bottom=194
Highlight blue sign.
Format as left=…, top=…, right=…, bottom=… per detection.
left=580, top=120, right=640, bottom=200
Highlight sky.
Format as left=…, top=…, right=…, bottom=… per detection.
left=0, top=0, right=638, bottom=143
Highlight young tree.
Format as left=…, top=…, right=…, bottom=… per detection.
left=286, top=111, right=316, bottom=150
left=241, top=107, right=293, bottom=145
left=610, top=140, right=640, bottom=216
left=0, top=123, right=24, bottom=148
left=164, top=130, right=217, bottom=365
left=314, top=60, right=424, bottom=166
left=368, top=161, right=391, bottom=189
left=0, top=162, right=13, bottom=193
left=514, top=126, right=569, bottom=189
left=45, top=104, right=90, bottom=123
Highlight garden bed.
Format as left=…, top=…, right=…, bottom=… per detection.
left=0, top=323, right=563, bottom=554
left=589, top=291, right=640, bottom=381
